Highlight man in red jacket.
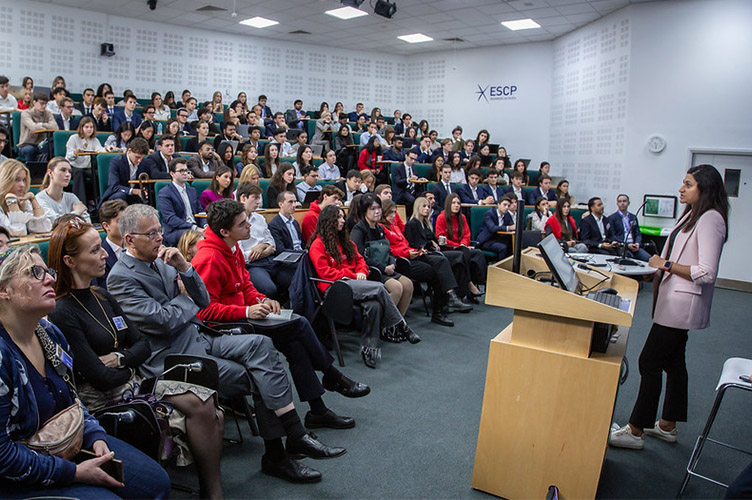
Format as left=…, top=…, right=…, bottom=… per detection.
left=192, top=199, right=370, bottom=430
left=301, top=185, right=344, bottom=242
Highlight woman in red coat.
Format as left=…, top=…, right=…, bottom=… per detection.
left=309, top=205, right=417, bottom=368
left=544, top=199, right=587, bottom=253
left=435, top=193, right=487, bottom=290
left=357, top=135, right=386, bottom=184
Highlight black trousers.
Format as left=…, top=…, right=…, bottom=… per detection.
left=629, top=322, right=689, bottom=429
left=442, top=250, right=470, bottom=298
left=455, top=246, right=487, bottom=286
left=254, top=316, right=335, bottom=403
left=411, top=253, right=457, bottom=293
left=726, top=460, right=752, bottom=499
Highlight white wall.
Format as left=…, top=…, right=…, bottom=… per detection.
left=0, top=0, right=408, bottom=115
left=408, top=42, right=553, bottom=161
left=623, top=0, right=752, bottom=228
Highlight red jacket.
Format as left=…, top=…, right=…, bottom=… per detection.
left=435, top=211, right=471, bottom=247
left=309, top=236, right=368, bottom=293
left=358, top=149, right=381, bottom=173
left=381, top=223, right=416, bottom=258
left=192, top=226, right=265, bottom=322
left=302, top=200, right=321, bottom=243
left=545, top=215, right=578, bottom=241
left=393, top=212, right=405, bottom=234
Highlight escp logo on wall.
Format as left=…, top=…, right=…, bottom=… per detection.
left=476, top=84, right=518, bottom=102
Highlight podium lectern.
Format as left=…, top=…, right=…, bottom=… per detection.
left=472, top=249, right=638, bottom=499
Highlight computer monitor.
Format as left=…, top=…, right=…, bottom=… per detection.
left=537, top=234, right=580, bottom=293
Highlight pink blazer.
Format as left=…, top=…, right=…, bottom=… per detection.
left=653, top=209, right=725, bottom=330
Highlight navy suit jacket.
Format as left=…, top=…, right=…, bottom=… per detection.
left=101, top=153, right=150, bottom=203
left=410, top=146, right=431, bottom=164
left=456, top=183, right=483, bottom=205
left=139, top=151, right=171, bottom=180
left=348, top=111, right=368, bottom=123
left=430, top=181, right=454, bottom=213
left=95, top=238, right=120, bottom=289
left=269, top=215, right=303, bottom=254
left=382, top=147, right=405, bottom=162
left=526, top=187, right=558, bottom=206
left=480, top=184, right=504, bottom=204
left=477, top=208, right=514, bottom=246
left=391, top=162, right=414, bottom=204
left=158, top=183, right=202, bottom=246
left=111, top=109, right=142, bottom=132
left=607, top=211, right=642, bottom=245
left=53, top=114, right=80, bottom=131
left=579, top=215, right=613, bottom=249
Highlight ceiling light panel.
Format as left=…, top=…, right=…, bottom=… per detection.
left=239, top=16, right=279, bottom=28
left=501, top=18, right=541, bottom=30
left=325, top=6, right=368, bottom=20
left=397, top=33, right=433, bottom=43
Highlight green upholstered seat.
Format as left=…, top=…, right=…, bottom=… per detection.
left=413, top=163, right=431, bottom=178
left=469, top=205, right=494, bottom=241
left=53, top=131, right=76, bottom=157
left=97, top=154, right=117, bottom=197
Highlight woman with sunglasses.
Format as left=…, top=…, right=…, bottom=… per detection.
left=0, top=245, right=171, bottom=499
left=47, top=219, right=226, bottom=499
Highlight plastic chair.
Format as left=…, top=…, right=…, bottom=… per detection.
left=677, top=357, right=752, bottom=497
left=310, top=278, right=354, bottom=367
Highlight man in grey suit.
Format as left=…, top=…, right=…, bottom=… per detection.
left=107, top=204, right=345, bottom=483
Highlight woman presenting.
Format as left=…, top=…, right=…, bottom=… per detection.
left=610, top=164, right=729, bottom=450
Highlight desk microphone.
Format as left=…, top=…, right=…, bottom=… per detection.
left=98, top=409, right=136, bottom=424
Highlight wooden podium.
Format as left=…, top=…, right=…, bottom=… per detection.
left=472, top=248, right=638, bottom=499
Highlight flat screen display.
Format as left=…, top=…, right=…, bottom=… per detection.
left=538, top=234, right=580, bottom=293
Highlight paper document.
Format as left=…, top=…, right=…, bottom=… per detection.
left=266, top=309, right=293, bottom=320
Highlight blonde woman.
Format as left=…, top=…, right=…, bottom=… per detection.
left=177, top=228, right=205, bottom=262
left=0, top=159, right=52, bottom=236
left=210, top=91, right=224, bottom=113
left=36, top=157, right=91, bottom=224
left=237, top=164, right=260, bottom=186
left=65, top=116, right=104, bottom=202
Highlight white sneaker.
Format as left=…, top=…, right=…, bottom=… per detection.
left=643, top=421, right=678, bottom=443
left=609, top=425, right=645, bottom=449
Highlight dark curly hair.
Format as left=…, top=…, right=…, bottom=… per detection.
left=311, top=205, right=356, bottom=265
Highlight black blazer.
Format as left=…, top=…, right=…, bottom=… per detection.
left=54, top=114, right=80, bottom=131
left=430, top=181, right=454, bottom=213
left=95, top=238, right=120, bottom=289
left=139, top=151, right=171, bottom=179
left=404, top=217, right=439, bottom=251
left=268, top=214, right=303, bottom=253
left=579, top=215, right=613, bottom=249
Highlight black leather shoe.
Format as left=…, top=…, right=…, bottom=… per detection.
left=362, top=349, right=377, bottom=368
left=287, top=433, right=347, bottom=459
left=431, top=312, right=454, bottom=327
left=261, top=455, right=322, bottom=483
left=399, top=322, right=422, bottom=344
left=322, top=375, right=370, bottom=398
left=467, top=296, right=480, bottom=304
left=448, top=292, right=473, bottom=313
left=305, top=410, right=356, bottom=429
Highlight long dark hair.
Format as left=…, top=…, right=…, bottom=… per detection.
left=443, top=193, right=463, bottom=241
left=137, top=120, right=156, bottom=149
left=216, top=142, right=235, bottom=169
left=269, top=163, right=294, bottom=192
left=357, top=193, right=381, bottom=224
left=448, top=151, right=462, bottom=170
left=263, top=142, right=281, bottom=177
left=682, top=164, right=729, bottom=241
left=365, top=135, right=381, bottom=154
left=208, top=165, right=234, bottom=199
left=296, top=145, right=312, bottom=169
left=311, top=205, right=357, bottom=265
left=555, top=199, right=573, bottom=240
left=514, top=159, right=528, bottom=184
left=114, top=122, right=135, bottom=148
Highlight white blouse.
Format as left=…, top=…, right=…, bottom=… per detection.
left=0, top=200, right=53, bottom=237
left=65, top=134, right=105, bottom=169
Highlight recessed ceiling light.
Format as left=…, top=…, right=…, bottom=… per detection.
left=501, top=18, right=540, bottom=31
left=325, top=6, right=368, bottom=20
left=397, top=33, right=433, bottom=44
left=239, top=16, right=278, bottom=28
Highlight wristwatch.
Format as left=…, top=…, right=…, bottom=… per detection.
left=663, top=261, right=673, bottom=273
left=115, top=352, right=125, bottom=368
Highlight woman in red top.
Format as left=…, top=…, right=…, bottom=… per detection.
left=380, top=200, right=470, bottom=326
left=435, top=193, right=487, bottom=290
left=357, top=135, right=386, bottom=184
left=309, top=205, right=416, bottom=368
left=544, top=199, right=587, bottom=253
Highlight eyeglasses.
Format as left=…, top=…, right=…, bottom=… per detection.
left=131, top=227, right=164, bottom=240
left=27, top=265, right=57, bottom=282
left=174, top=168, right=189, bottom=174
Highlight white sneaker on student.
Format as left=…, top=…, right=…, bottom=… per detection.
left=609, top=425, right=645, bottom=449
left=643, top=421, right=678, bottom=443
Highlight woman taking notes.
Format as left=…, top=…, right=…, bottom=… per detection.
left=610, top=164, right=729, bottom=450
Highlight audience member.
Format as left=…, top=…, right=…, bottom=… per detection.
left=477, top=143, right=493, bottom=167
left=360, top=169, right=376, bottom=193
left=175, top=107, right=194, bottom=135
left=435, top=193, right=487, bottom=291
left=312, top=110, right=335, bottom=153
left=457, top=168, right=494, bottom=205
left=580, top=197, right=618, bottom=255
left=140, top=135, right=175, bottom=179
left=97, top=199, right=127, bottom=288
left=555, top=179, right=573, bottom=205
left=53, top=97, right=80, bottom=131
left=136, top=120, right=156, bottom=151
left=90, top=98, right=111, bottom=132
left=481, top=168, right=505, bottom=203
left=103, top=90, right=116, bottom=116
left=292, top=144, right=314, bottom=177
left=425, top=155, right=445, bottom=182
left=0, top=75, right=19, bottom=127
left=607, top=194, right=652, bottom=261
left=503, top=171, right=525, bottom=201
left=107, top=204, right=344, bottom=484
left=527, top=196, right=551, bottom=232
left=382, top=135, right=405, bottom=162
left=358, top=135, right=384, bottom=182
left=302, top=184, right=343, bottom=242
left=309, top=205, right=415, bottom=369
left=269, top=190, right=304, bottom=253
left=512, top=159, right=529, bottom=185
left=159, top=157, right=205, bottom=246
left=334, top=169, right=363, bottom=206
left=265, top=165, right=297, bottom=209
left=432, top=138, right=453, bottom=164
left=18, top=92, right=58, bottom=163
left=151, top=91, right=171, bottom=120
left=447, top=151, right=466, bottom=184
left=333, top=125, right=355, bottom=172
left=450, top=126, right=464, bottom=151
left=36, top=157, right=91, bottom=224
left=319, top=149, right=341, bottom=180
left=213, top=121, right=242, bottom=152
left=112, top=94, right=142, bottom=132
left=236, top=142, right=260, bottom=176
left=262, top=142, right=282, bottom=178
left=0, top=125, right=8, bottom=162
left=270, top=127, right=292, bottom=157
left=297, top=165, right=322, bottom=205
left=350, top=193, right=414, bottom=317
left=257, top=94, right=273, bottom=123
left=193, top=199, right=368, bottom=427
left=391, top=149, right=423, bottom=213
left=374, top=184, right=405, bottom=233
left=64, top=117, right=104, bottom=202
left=459, top=139, right=475, bottom=165
left=45, top=86, right=66, bottom=114
left=285, top=99, right=306, bottom=131
left=100, top=137, right=150, bottom=204
left=474, top=129, right=490, bottom=152
left=188, top=141, right=221, bottom=179
left=545, top=199, right=587, bottom=253
left=526, top=173, right=558, bottom=207
left=286, top=131, right=308, bottom=159
left=0, top=226, right=10, bottom=251
left=177, top=229, right=204, bottom=262
left=0, top=159, right=52, bottom=236
left=200, top=165, right=234, bottom=210
left=348, top=103, right=367, bottom=122
left=216, top=141, right=236, bottom=173
left=210, top=91, right=224, bottom=113
left=477, top=195, right=514, bottom=261
left=0, top=245, right=172, bottom=499
left=104, top=122, right=135, bottom=152
left=359, top=121, right=386, bottom=147
left=411, top=136, right=433, bottom=163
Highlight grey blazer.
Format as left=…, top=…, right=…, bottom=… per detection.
left=107, top=253, right=211, bottom=378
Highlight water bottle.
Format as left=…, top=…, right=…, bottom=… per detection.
left=157, top=122, right=163, bottom=135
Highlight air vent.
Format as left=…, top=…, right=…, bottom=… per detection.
left=196, top=5, right=227, bottom=12
left=443, top=37, right=465, bottom=42
left=289, top=30, right=311, bottom=35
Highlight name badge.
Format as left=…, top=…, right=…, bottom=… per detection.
left=56, top=345, right=74, bottom=371
left=113, top=316, right=127, bottom=331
